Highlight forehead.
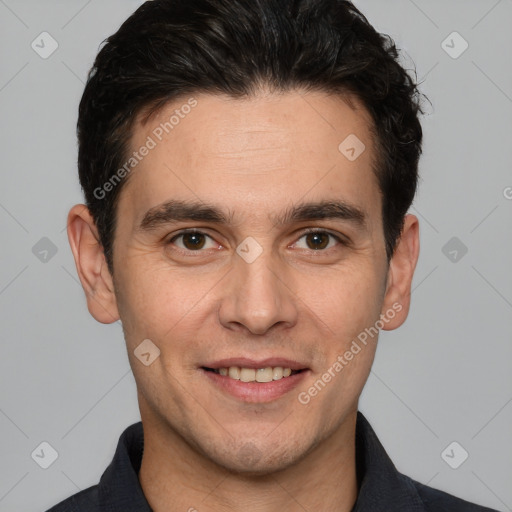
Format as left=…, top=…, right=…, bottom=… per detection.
left=119, top=90, right=381, bottom=231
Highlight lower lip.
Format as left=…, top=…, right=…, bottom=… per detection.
left=201, top=368, right=310, bottom=403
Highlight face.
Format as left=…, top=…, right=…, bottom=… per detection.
left=69, top=90, right=418, bottom=474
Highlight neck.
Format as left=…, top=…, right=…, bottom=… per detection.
left=138, top=407, right=359, bottom=512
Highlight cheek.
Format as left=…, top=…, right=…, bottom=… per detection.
left=303, top=265, right=383, bottom=345
left=300, top=276, right=381, bottom=421
left=114, top=259, right=220, bottom=348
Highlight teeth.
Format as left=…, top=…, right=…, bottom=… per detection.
left=240, top=368, right=256, bottom=382
left=228, top=367, right=241, bottom=380
left=272, top=367, right=283, bottom=380
left=213, top=366, right=298, bottom=382
left=256, top=368, right=273, bottom=382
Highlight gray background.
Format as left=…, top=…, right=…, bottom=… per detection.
left=0, top=0, right=511, bottom=510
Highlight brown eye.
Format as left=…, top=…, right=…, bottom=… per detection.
left=181, top=232, right=206, bottom=250
left=294, top=230, right=342, bottom=251
left=169, top=231, right=217, bottom=251
left=305, top=232, right=330, bottom=250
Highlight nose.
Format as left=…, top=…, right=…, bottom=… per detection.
left=217, top=248, right=299, bottom=335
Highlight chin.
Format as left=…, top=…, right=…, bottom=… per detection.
left=204, top=436, right=315, bottom=476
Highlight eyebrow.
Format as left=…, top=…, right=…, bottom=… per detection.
left=138, top=199, right=368, bottom=232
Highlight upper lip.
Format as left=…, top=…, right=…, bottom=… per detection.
left=201, top=357, right=309, bottom=371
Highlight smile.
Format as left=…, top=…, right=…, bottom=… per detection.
left=201, top=364, right=309, bottom=403
left=202, top=366, right=302, bottom=382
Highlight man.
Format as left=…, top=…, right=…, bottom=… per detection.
left=47, top=0, right=498, bottom=510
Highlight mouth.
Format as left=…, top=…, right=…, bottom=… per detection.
left=199, top=358, right=310, bottom=403
left=201, top=366, right=304, bottom=382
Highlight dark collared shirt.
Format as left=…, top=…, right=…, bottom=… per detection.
left=45, top=412, right=498, bottom=511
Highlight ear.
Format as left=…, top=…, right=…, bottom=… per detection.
left=380, top=214, right=420, bottom=330
left=67, top=204, right=120, bottom=324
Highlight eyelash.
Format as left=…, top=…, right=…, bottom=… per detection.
left=166, top=228, right=346, bottom=254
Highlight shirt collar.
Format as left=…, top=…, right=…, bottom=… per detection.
left=351, top=411, right=426, bottom=511
left=98, top=420, right=151, bottom=511
left=97, top=411, right=425, bottom=511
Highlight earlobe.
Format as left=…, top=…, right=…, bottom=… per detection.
left=67, top=204, right=120, bottom=324
left=380, top=214, right=420, bottom=331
